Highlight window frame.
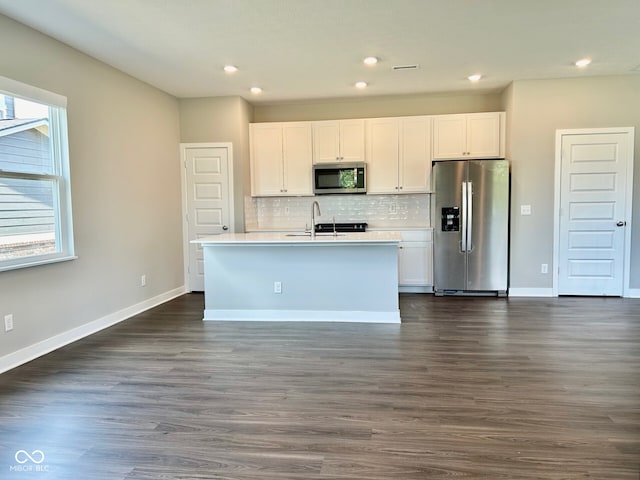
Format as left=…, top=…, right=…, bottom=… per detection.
left=0, top=76, right=75, bottom=272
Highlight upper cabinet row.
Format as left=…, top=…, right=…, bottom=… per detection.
left=250, top=112, right=505, bottom=196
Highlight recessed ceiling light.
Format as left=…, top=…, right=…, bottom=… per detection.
left=575, top=58, right=591, bottom=68
left=250, top=87, right=262, bottom=94
left=355, top=81, right=368, bottom=89
left=363, top=56, right=378, bottom=65
left=223, top=65, right=238, bottom=73
left=468, top=74, right=482, bottom=82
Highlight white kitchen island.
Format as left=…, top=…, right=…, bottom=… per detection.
left=194, top=232, right=401, bottom=323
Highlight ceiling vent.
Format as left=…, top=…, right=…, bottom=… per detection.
left=392, top=64, right=420, bottom=71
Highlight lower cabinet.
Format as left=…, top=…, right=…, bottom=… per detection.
left=397, top=229, right=433, bottom=292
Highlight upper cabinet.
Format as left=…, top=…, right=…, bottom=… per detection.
left=366, top=116, right=432, bottom=194
left=433, top=112, right=505, bottom=160
left=312, top=119, right=365, bottom=163
left=250, top=122, right=313, bottom=197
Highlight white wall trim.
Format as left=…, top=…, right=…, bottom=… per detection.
left=204, top=309, right=401, bottom=324
left=509, top=288, right=555, bottom=297
left=0, top=286, right=186, bottom=374
left=626, top=289, right=640, bottom=299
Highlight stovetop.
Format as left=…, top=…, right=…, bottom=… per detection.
left=314, top=222, right=368, bottom=233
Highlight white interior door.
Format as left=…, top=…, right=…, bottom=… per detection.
left=557, top=130, right=633, bottom=296
left=183, top=145, right=233, bottom=291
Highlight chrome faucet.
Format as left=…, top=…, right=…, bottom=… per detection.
left=311, top=201, right=321, bottom=239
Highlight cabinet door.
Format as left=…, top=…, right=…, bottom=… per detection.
left=398, top=242, right=429, bottom=286
left=466, top=112, right=502, bottom=158
left=366, top=118, right=399, bottom=194
left=282, top=122, right=313, bottom=196
left=250, top=123, right=284, bottom=196
left=399, top=116, right=431, bottom=193
left=433, top=114, right=467, bottom=159
left=339, top=119, right=366, bottom=162
left=312, top=121, right=340, bottom=163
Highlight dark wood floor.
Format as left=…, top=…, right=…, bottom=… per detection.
left=1, top=294, right=639, bottom=479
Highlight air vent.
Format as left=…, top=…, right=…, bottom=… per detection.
left=392, top=64, right=419, bottom=71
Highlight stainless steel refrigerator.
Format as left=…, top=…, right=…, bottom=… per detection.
left=432, top=159, right=509, bottom=296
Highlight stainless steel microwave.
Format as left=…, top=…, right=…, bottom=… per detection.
left=313, top=162, right=366, bottom=194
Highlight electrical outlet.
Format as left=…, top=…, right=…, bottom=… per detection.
left=4, top=314, right=13, bottom=332
left=274, top=281, right=282, bottom=294
left=521, top=205, right=532, bottom=216
left=140, top=275, right=147, bottom=287
left=284, top=206, right=290, bottom=216
left=389, top=203, right=397, bottom=213
left=541, top=263, right=548, bottom=274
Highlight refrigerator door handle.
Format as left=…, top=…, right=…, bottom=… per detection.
left=467, top=181, right=473, bottom=252
left=461, top=181, right=467, bottom=252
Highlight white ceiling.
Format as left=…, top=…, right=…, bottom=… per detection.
left=0, top=0, right=639, bottom=103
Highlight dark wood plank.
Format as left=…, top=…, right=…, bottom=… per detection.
left=1, top=293, right=639, bottom=479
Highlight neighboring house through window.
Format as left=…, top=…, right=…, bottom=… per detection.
left=0, top=76, right=74, bottom=271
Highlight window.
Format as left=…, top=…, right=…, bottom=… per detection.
left=0, top=76, right=74, bottom=271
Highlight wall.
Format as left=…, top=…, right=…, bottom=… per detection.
left=254, top=91, right=503, bottom=122
left=506, top=75, right=640, bottom=291
left=0, top=15, right=184, bottom=368
left=179, top=96, right=253, bottom=232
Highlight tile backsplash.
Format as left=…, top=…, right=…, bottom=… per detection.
left=245, top=194, right=430, bottom=230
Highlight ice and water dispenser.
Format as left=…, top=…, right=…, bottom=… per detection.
left=441, top=207, right=460, bottom=232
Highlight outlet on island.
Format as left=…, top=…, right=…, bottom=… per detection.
left=274, top=281, right=282, bottom=294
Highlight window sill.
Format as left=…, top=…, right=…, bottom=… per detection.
left=0, top=255, right=78, bottom=273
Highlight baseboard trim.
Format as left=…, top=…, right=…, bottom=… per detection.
left=0, top=286, right=186, bottom=374
left=204, top=308, right=401, bottom=324
left=508, top=288, right=555, bottom=297
left=626, top=288, right=640, bottom=298
left=399, top=286, right=433, bottom=294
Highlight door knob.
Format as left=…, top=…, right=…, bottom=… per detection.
left=616, top=221, right=626, bottom=227
left=222, top=225, right=229, bottom=230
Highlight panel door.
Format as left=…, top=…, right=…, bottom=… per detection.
left=399, top=116, right=431, bottom=193
left=185, top=146, right=232, bottom=291
left=250, top=123, right=284, bottom=196
left=558, top=133, right=631, bottom=296
left=282, top=122, right=313, bottom=196
left=466, top=160, right=509, bottom=292
left=366, top=118, right=399, bottom=194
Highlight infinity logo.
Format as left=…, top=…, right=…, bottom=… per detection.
left=14, top=450, right=45, bottom=464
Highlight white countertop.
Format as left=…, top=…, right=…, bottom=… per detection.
left=194, top=231, right=401, bottom=245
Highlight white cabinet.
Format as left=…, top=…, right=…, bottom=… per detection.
left=433, top=112, right=505, bottom=160
left=366, top=116, right=431, bottom=194
left=312, top=119, right=365, bottom=163
left=397, top=229, right=433, bottom=291
left=250, top=122, right=313, bottom=196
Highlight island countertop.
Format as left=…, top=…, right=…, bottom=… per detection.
left=193, top=231, right=401, bottom=245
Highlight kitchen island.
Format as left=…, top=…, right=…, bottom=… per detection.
left=194, top=231, right=401, bottom=323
